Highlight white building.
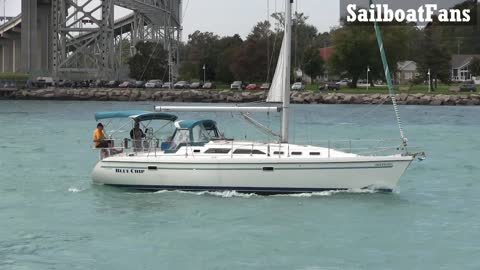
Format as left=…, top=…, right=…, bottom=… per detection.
left=451, top=55, right=480, bottom=82
left=396, top=61, right=418, bottom=85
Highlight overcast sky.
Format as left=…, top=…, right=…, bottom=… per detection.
left=2, top=0, right=340, bottom=39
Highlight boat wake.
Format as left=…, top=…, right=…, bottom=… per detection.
left=274, top=189, right=382, bottom=197
left=154, top=190, right=258, bottom=198
left=151, top=189, right=383, bottom=198
left=68, top=187, right=87, bottom=193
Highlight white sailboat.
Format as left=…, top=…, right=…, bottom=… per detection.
left=91, top=0, right=423, bottom=193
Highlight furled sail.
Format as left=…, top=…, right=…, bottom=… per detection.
left=266, top=35, right=288, bottom=103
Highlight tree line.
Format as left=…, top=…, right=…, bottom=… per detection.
left=128, top=0, right=479, bottom=89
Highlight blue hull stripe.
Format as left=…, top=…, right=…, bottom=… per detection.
left=101, top=166, right=393, bottom=170
left=105, top=184, right=393, bottom=193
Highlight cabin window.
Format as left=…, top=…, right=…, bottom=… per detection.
left=233, top=149, right=266, bottom=155
left=170, top=129, right=190, bottom=149
left=205, top=148, right=231, bottom=154
left=192, top=125, right=212, bottom=143
left=310, top=152, right=321, bottom=156
left=291, top=152, right=302, bottom=156
left=273, top=151, right=284, bottom=155
left=205, top=127, right=219, bottom=139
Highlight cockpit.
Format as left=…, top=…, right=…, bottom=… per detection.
left=94, top=111, right=222, bottom=155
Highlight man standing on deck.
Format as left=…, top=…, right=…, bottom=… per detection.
left=93, top=123, right=109, bottom=148
left=130, top=122, right=145, bottom=151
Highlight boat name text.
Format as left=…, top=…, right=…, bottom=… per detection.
left=375, top=163, right=393, bottom=168
left=115, top=169, right=145, bottom=174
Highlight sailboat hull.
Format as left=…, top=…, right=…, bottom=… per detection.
left=92, top=156, right=413, bottom=193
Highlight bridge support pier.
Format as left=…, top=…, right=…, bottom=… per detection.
left=21, top=0, right=51, bottom=76
left=1, top=43, right=9, bottom=72
left=0, top=39, right=16, bottom=72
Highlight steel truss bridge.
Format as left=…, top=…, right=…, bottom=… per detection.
left=0, top=0, right=182, bottom=80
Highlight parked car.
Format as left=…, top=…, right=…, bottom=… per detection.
left=90, top=80, right=106, bottom=88
left=145, top=80, right=163, bottom=88
left=319, top=82, right=340, bottom=91
left=119, top=81, right=135, bottom=88
left=105, top=80, right=120, bottom=88
left=190, top=82, right=203, bottom=89
left=35, top=77, right=54, bottom=88
left=291, top=82, right=305, bottom=91
left=336, top=79, right=350, bottom=86
left=74, top=80, right=89, bottom=88
left=230, top=81, right=245, bottom=90
left=459, top=84, right=477, bottom=92
left=174, top=81, right=190, bottom=89
left=134, top=81, right=146, bottom=88
left=246, top=84, right=259, bottom=90
left=1, top=80, right=13, bottom=88
left=162, top=82, right=173, bottom=89
left=57, top=80, right=73, bottom=88
left=260, top=83, right=270, bottom=90
left=202, top=82, right=216, bottom=89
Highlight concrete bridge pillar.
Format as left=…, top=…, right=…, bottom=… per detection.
left=14, top=36, right=21, bottom=72
left=21, top=0, right=51, bottom=75
left=0, top=39, right=13, bottom=72
left=0, top=33, right=22, bottom=72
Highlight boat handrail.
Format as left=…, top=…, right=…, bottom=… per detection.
left=92, top=137, right=410, bottom=160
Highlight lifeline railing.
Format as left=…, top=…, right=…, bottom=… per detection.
left=94, top=137, right=417, bottom=160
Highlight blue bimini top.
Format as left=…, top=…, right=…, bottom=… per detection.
left=94, top=110, right=149, bottom=121
left=132, top=113, right=178, bottom=122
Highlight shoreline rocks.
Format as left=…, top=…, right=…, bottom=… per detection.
left=4, top=88, right=480, bottom=106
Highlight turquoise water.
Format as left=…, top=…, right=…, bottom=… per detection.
left=1, top=100, right=479, bottom=269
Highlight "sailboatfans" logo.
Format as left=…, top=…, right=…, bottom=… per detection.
left=340, top=0, right=478, bottom=25
left=347, top=4, right=472, bottom=23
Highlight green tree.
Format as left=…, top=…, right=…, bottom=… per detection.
left=330, top=20, right=412, bottom=87
left=313, top=32, right=333, bottom=48
left=128, top=42, right=168, bottom=81
left=215, top=35, right=243, bottom=83
left=230, top=21, right=274, bottom=82
left=434, top=1, right=480, bottom=55
left=414, top=23, right=452, bottom=88
left=180, top=31, right=220, bottom=81
left=469, top=57, right=480, bottom=76
left=115, top=39, right=132, bottom=65
left=303, top=46, right=324, bottom=80
left=271, top=12, right=319, bottom=73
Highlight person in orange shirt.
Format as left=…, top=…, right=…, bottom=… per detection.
left=93, top=123, right=109, bottom=148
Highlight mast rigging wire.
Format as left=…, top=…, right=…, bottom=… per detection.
left=370, top=0, right=408, bottom=146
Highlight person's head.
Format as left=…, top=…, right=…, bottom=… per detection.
left=134, top=122, right=140, bottom=128
left=97, top=123, right=104, bottom=130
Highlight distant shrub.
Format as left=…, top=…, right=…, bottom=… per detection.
left=0, top=72, right=30, bottom=81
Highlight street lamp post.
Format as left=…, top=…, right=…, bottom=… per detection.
left=367, top=66, right=370, bottom=91
left=428, top=69, right=431, bottom=93
left=203, top=64, right=206, bottom=84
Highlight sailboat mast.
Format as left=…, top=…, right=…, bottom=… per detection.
left=281, top=0, right=293, bottom=143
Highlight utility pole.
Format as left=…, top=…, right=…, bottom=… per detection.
left=203, top=64, right=206, bottom=84
left=367, top=66, right=370, bottom=91
left=428, top=69, right=431, bottom=93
